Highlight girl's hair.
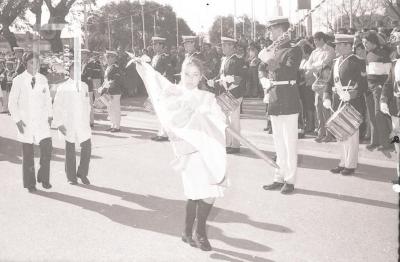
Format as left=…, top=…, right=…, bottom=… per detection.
left=181, top=57, right=205, bottom=77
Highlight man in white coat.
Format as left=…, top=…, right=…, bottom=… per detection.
left=53, top=63, right=92, bottom=185
left=8, top=52, right=53, bottom=193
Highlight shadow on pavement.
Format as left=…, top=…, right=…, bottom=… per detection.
left=0, top=136, right=102, bottom=164
left=237, top=148, right=396, bottom=184
left=92, top=123, right=157, bottom=140
left=210, top=247, right=274, bottom=262
left=294, top=188, right=398, bottom=210
left=34, top=185, right=287, bottom=259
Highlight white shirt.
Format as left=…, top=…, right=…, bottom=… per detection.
left=52, top=78, right=92, bottom=144
left=304, top=43, right=336, bottom=72
left=8, top=71, right=52, bottom=144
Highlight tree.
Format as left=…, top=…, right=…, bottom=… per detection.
left=91, top=0, right=193, bottom=51
left=384, top=0, right=400, bottom=21
left=208, top=15, right=265, bottom=45
left=0, top=0, right=29, bottom=49
left=41, top=0, right=77, bottom=52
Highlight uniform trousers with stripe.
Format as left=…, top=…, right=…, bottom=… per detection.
left=338, top=130, right=359, bottom=169
left=270, top=113, right=298, bottom=184
left=226, top=97, right=243, bottom=149
left=107, top=94, right=121, bottom=129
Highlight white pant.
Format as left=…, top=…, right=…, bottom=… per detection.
left=339, top=130, right=359, bottom=169
left=392, top=116, right=400, bottom=177
left=270, top=113, right=298, bottom=184
left=107, top=94, right=121, bottom=128
left=93, top=79, right=102, bottom=100
left=226, top=97, right=243, bottom=148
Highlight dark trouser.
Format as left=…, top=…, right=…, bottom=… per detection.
left=315, top=94, right=331, bottom=138
left=365, top=88, right=392, bottom=147
left=65, top=139, right=91, bottom=182
left=22, top=137, right=52, bottom=188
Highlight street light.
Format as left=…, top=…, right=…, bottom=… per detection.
left=139, top=0, right=146, bottom=49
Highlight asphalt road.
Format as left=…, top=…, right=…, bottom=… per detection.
left=0, top=98, right=398, bottom=262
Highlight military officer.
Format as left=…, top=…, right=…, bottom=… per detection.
left=150, top=36, right=173, bottom=142
left=381, top=32, right=400, bottom=183
left=81, top=49, right=96, bottom=127
left=208, top=36, right=247, bottom=154
left=13, top=47, right=25, bottom=76
left=323, top=34, right=367, bottom=176
left=259, top=17, right=303, bottom=194
left=103, top=50, right=123, bottom=132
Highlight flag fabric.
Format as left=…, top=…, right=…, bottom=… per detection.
left=135, top=60, right=227, bottom=185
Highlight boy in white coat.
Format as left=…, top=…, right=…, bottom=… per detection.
left=53, top=63, right=92, bottom=185
left=8, top=52, right=53, bottom=192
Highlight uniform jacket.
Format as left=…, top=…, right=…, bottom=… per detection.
left=8, top=71, right=52, bottom=144
left=324, top=54, right=367, bottom=113
left=382, top=59, right=400, bottom=117
left=365, top=46, right=391, bottom=89
left=151, top=53, right=173, bottom=82
left=216, top=53, right=247, bottom=99
left=53, top=78, right=92, bottom=143
left=104, top=63, right=123, bottom=95
left=264, top=42, right=303, bottom=115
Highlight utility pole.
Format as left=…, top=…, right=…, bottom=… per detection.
left=83, top=0, right=88, bottom=49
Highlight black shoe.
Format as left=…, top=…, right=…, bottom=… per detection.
left=42, top=182, right=52, bottom=189
left=262, top=182, right=284, bottom=191
left=27, top=186, right=37, bottom=193
left=225, top=147, right=231, bottom=153
left=194, top=234, right=212, bottom=251
left=330, top=166, right=345, bottom=174
left=226, top=147, right=240, bottom=154
left=298, top=132, right=305, bottom=139
left=281, top=183, right=295, bottom=194
left=366, top=144, right=379, bottom=151
left=69, top=180, right=78, bottom=185
left=105, top=127, right=113, bottom=131
left=314, top=136, right=325, bottom=143
left=151, top=136, right=169, bottom=142
left=110, top=128, right=121, bottom=133
left=321, top=136, right=336, bottom=143
left=340, top=168, right=355, bottom=176
left=77, top=175, right=90, bottom=185
left=181, top=233, right=196, bottom=247
left=90, top=124, right=95, bottom=128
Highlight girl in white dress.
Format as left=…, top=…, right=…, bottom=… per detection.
left=135, top=56, right=227, bottom=252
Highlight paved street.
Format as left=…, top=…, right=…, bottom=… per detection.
left=0, top=97, right=398, bottom=262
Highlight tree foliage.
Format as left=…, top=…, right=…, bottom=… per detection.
left=89, top=0, right=193, bottom=51
left=0, top=0, right=29, bottom=49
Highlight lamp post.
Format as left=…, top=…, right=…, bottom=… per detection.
left=139, top=0, right=146, bottom=49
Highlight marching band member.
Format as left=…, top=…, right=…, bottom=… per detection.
left=259, top=17, right=302, bottom=194
left=150, top=36, right=173, bottom=142
left=0, top=59, right=7, bottom=113
left=134, top=56, right=227, bottom=252
left=8, top=52, right=53, bottom=192
left=381, top=32, right=400, bottom=183
left=362, top=31, right=394, bottom=156
left=103, top=50, right=123, bottom=133
left=53, top=63, right=92, bottom=185
left=323, top=34, right=367, bottom=176
left=208, top=36, right=247, bottom=154
left=13, top=47, right=25, bottom=76
left=81, top=49, right=95, bottom=128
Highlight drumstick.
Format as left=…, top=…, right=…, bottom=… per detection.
left=226, top=127, right=280, bottom=169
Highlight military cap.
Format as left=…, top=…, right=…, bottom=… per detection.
left=13, top=47, right=25, bottom=52
left=221, top=37, right=237, bottom=44
left=333, top=34, right=355, bottom=44
left=266, top=16, right=289, bottom=28
left=151, top=37, right=166, bottom=43
left=182, top=35, right=197, bottom=43
left=105, top=50, right=118, bottom=56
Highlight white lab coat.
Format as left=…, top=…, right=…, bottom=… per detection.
left=8, top=71, right=52, bottom=145
left=52, top=78, right=91, bottom=144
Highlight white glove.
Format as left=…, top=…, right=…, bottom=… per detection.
left=340, top=92, right=350, bottom=102
left=260, top=78, right=272, bottom=91
left=207, top=79, right=215, bottom=87
left=380, top=102, right=390, bottom=115
left=224, top=75, right=235, bottom=84
left=323, top=99, right=332, bottom=109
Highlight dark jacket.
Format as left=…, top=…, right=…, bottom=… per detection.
left=105, top=63, right=123, bottom=95
left=216, top=54, right=247, bottom=99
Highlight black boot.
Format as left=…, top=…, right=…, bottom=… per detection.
left=181, top=199, right=197, bottom=247
left=194, top=200, right=213, bottom=251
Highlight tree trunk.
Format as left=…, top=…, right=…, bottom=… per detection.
left=2, top=25, right=19, bottom=50
left=47, top=29, right=63, bottom=53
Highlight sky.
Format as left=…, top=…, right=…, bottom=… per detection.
left=93, top=0, right=322, bottom=33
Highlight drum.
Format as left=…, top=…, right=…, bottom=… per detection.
left=94, top=93, right=111, bottom=109
left=326, top=103, right=363, bottom=141
left=216, top=91, right=240, bottom=115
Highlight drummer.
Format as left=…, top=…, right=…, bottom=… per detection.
left=323, top=34, right=367, bottom=175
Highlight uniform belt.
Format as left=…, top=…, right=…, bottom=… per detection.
left=271, top=80, right=296, bottom=86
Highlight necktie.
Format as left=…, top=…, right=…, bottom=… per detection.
left=31, top=76, right=35, bottom=89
